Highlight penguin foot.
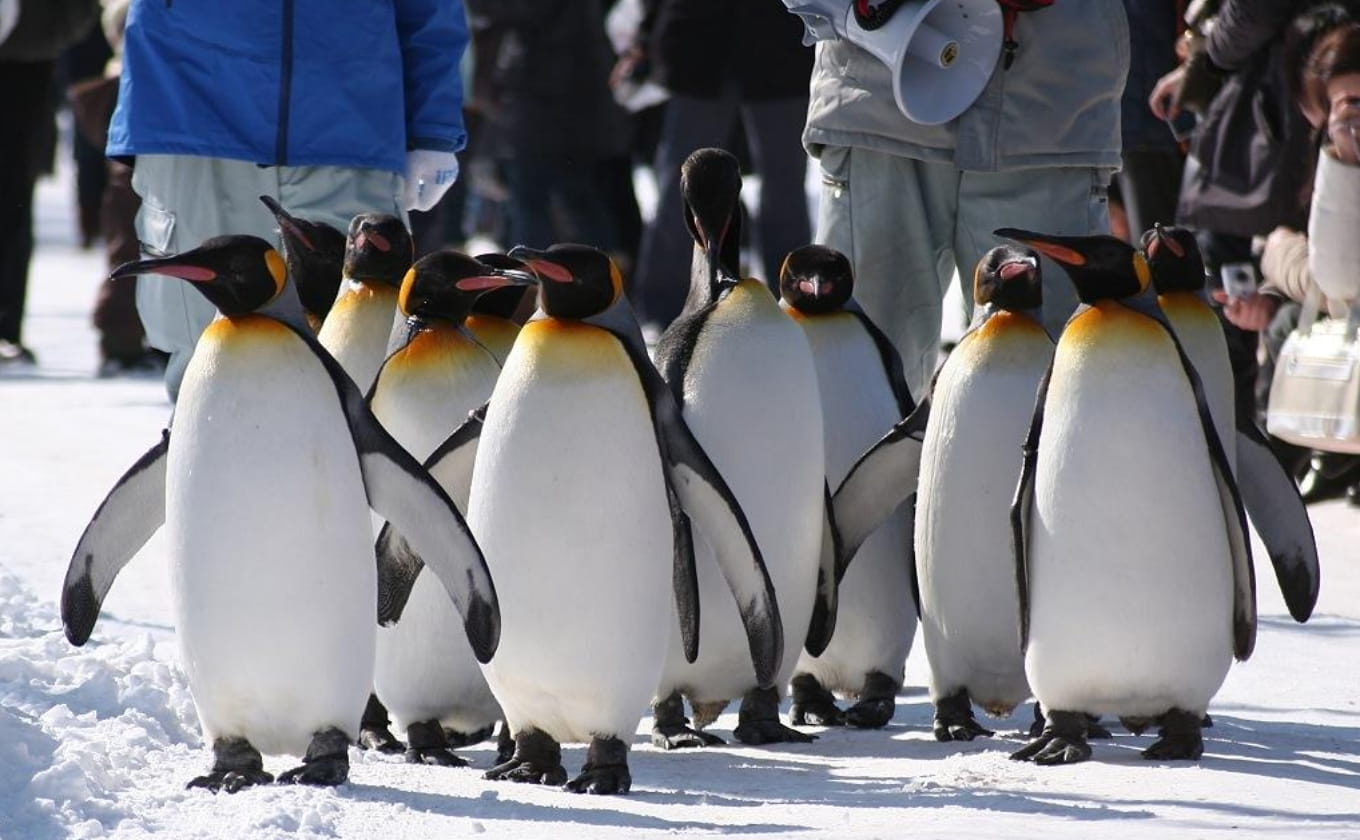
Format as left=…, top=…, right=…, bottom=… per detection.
left=1085, top=715, right=1113, bottom=740
left=845, top=672, right=899, bottom=729
left=1201, top=713, right=1214, bottom=729
left=187, top=737, right=272, bottom=793
left=495, top=720, right=516, bottom=765
left=789, top=674, right=846, bottom=727
left=359, top=694, right=405, bottom=754
left=734, top=687, right=817, bottom=745
left=404, top=720, right=467, bottom=767
left=484, top=729, right=567, bottom=786
left=1142, top=709, right=1204, bottom=761
left=564, top=737, right=631, bottom=795
left=1011, top=710, right=1091, bottom=765
left=651, top=691, right=725, bottom=749
left=933, top=690, right=993, bottom=742
left=277, top=728, right=351, bottom=786
left=1028, top=701, right=1045, bottom=738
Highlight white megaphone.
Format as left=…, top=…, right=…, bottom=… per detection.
left=786, top=0, right=1003, bottom=125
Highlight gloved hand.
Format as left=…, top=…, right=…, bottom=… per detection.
left=402, top=149, right=460, bottom=213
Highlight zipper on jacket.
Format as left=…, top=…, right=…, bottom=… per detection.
left=275, top=0, right=295, bottom=166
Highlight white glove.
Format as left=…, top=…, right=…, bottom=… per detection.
left=402, top=150, right=460, bottom=213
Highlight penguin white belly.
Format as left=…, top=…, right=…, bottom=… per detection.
left=1160, top=294, right=1235, bottom=467
left=1026, top=311, right=1233, bottom=718
left=663, top=283, right=825, bottom=702
left=317, top=281, right=400, bottom=392
left=473, top=322, right=672, bottom=743
left=169, top=317, right=376, bottom=757
left=793, top=314, right=915, bottom=692
left=370, top=331, right=502, bottom=732
left=916, top=318, right=1052, bottom=715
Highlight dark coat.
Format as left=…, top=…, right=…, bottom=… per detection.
left=642, top=0, right=812, bottom=101
left=1120, top=0, right=1182, bottom=153
left=469, top=0, right=630, bottom=161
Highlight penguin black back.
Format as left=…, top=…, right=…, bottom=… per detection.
left=345, top=214, right=414, bottom=288
left=779, top=245, right=854, bottom=315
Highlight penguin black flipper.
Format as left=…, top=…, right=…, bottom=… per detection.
left=62, top=431, right=170, bottom=646
left=848, top=307, right=915, bottom=416
left=295, top=326, right=500, bottom=663
left=601, top=312, right=784, bottom=689
left=375, top=405, right=487, bottom=625
left=1151, top=319, right=1256, bottom=660
left=667, top=478, right=701, bottom=663
left=1011, top=365, right=1052, bottom=654
left=1234, top=421, right=1319, bottom=623
left=831, top=397, right=930, bottom=574
left=803, top=482, right=842, bottom=658
left=906, top=492, right=922, bottom=616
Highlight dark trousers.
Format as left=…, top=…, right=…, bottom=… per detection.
left=502, top=155, right=623, bottom=256
left=93, top=160, right=146, bottom=361
left=1118, top=148, right=1185, bottom=238
left=0, top=59, right=58, bottom=344
left=632, top=89, right=811, bottom=328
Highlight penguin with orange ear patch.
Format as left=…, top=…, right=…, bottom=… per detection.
left=61, top=236, right=500, bottom=792
left=997, top=228, right=1254, bottom=765
left=1143, top=224, right=1318, bottom=625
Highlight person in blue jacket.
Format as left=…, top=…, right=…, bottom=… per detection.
left=107, top=0, right=468, bottom=399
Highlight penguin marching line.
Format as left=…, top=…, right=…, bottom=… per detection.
left=652, top=148, right=835, bottom=749
left=259, top=195, right=346, bottom=331
left=398, top=243, right=782, bottom=794
left=61, top=236, right=500, bottom=792
left=1143, top=224, right=1319, bottom=624
left=317, top=213, right=414, bottom=392
left=778, top=245, right=918, bottom=731
left=369, top=251, right=537, bottom=767
left=834, top=245, right=1055, bottom=741
left=998, top=228, right=1255, bottom=765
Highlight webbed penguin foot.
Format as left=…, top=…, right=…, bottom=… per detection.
left=564, top=736, right=631, bottom=795
left=484, top=729, right=567, bottom=785
left=1085, top=714, right=1113, bottom=740
left=1142, top=708, right=1204, bottom=761
left=651, top=691, right=726, bottom=749
left=358, top=695, right=404, bottom=754
left=187, top=737, right=273, bottom=793
left=277, top=728, right=350, bottom=786
left=790, top=674, right=846, bottom=727
left=1011, top=710, right=1091, bottom=765
left=933, top=689, right=994, bottom=742
left=733, top=687, right=817, bottom=745
left=1028, top=701, right=1045, bottom=738
left=844, top=672, right=899, bottom=729
left=495, top=720, right=516, bottom=765
left=404, top=719, right=468, bottom=767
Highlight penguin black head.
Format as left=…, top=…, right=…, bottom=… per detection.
left=344, top=213, right=414, bottom=289
left=259, top=196, right=345, bottom=322
left=508, top=244, right=621, bottom=321
left=1140, top=224, right=1207, bottom=295
left=110, top=235, right=285, bottom=318
left=973, top=245, right=1042, bottom=312
left=778, top=245, right=854, bottom=315
left=472, top=253, right=536, bottom=321
left=681, top=147, right=743, bottom=294
left=397, top=251, right=538, bottom=324
left=994, top=228, right=1149, bottom=304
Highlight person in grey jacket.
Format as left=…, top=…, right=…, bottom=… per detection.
left=801, top=2, right=1129, bottom=395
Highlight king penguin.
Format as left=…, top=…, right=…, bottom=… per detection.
left=259, top=196, right=346, bottom=331
left=61, top=236, right=500, bottom=792
left=651, top=148, right=833, bottom=748
left=464, top=252, right=534, bottom=365
left=406, top=243, right=780, bottom=793
left=369, top=251, right=537, bottom=766
left=1143, top=224, right=1319, bottom=625
left=317, top=213, right=414, bottom=391
left=998, top=228, right=1255, bottom=765
left=777, top=245, right=918, bottom=730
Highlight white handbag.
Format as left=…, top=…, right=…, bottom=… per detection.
left=1266, top=283, right=1360, bottom=454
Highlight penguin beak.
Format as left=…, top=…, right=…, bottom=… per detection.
left=110, top=253, right=218, bottom=284
left=454, top=263, right=540, bottom=293
left=508, top=246, right=573, bottom=285
left=259, top=195, right=316, bottom=252
left=998, top=257, right=1037, bottom=283
left=994, top=228, right=1087, bottom=267
left=353, top=229, right=392, bottom=253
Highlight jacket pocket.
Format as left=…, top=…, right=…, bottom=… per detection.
left=135, top=203, right=176, bottom=258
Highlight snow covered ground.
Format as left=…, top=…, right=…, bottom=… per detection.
left=2, top=157, right=1358, bottom=840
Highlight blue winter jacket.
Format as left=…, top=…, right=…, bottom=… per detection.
left=107, top=0, right=468, bottom=174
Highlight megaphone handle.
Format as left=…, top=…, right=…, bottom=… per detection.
left=1001, top=6, right=1019, bottom=69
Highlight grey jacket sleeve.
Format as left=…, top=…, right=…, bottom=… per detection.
left=1205, top=0, right=1297, bottom=71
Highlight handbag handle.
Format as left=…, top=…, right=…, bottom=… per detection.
left=1296, top=280, right=1360, bottom=342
